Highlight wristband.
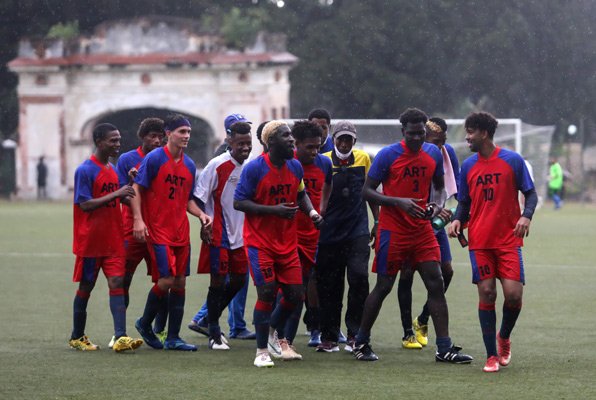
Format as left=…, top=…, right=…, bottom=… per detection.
left=309, top=209, right=320, bottom=218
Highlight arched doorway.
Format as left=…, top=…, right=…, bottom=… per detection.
left=96, top=107, right=214, bottom=169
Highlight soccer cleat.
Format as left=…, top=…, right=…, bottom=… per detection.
left=268, top=330, right=282, bottom=359
left=497, top=332, right=511, bottom=366
left=338, top=330, right=348, bottom=344
left=135, top=318, right=163, bottom=349
left=209, top=335, right=230, bottom=350
left=113, top=336, right=144, bottom=352
left=155, top=330, right=168, bottom=345
left=402, top=334, right=423, bottom=350
left=316, top=341, right=340, bottom=353
left=164, top=338, right=198, bottom=351
left=69, top=335, right=99, bottom=351
left=308, top=330, right=321, bottom=347
left=230, top=329, right=256, bottom=340
left=353, top=343, right=379, bottom=361
left=279, top=338, right=302, bottom=361
left=413, top=317, right=428, bottom=347
left=483, top=356, right=500, bottom=372
left=108, top=335, right=115, bottom=349
left=435, top=345, right=474, bottom=364
left=254, top=352, right=275, bottom=368
left=187, top=318, right=209, bottom=337
left=344, top=336, right=356, bottom=353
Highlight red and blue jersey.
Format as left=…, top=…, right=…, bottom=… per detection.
left=73, top=155, right=125, bottom=257
left=116, top=146, right=147, bottom=238
left=194, top=151, right=247, bottom=250
left=135, top=146, right=196, bottom=246
left=234, top=153, right=305, bottom=254
left=368, top=140, right=443, bottom=237
left=296, top=153, right=333, bottom=244
left=459, top=146, right=534, bottom=250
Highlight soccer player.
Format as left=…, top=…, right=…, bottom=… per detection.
left=448, top=112, right=537, bottom=372
left=308, top=108, right=334, bottom=153
left=353, top=108, right=472, bottom=364
left=115, top=118, right=165, bottom=346
left=192, top=121, right=253, bottom=350
left=397, top=117, right=460, bottom=349
left=69, top=123, right=143, bottom=353
left=234, top=120, right=323, bottom=367
left=276, top=120, right=332, bottom=357
left=315, top=121, right=376, bottom=353
left=213, top=113, right=252, bottom=157
left=131, top=114, right=212, bottom=351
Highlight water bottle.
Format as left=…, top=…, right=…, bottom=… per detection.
left=431, top=207, right=457, bottom=230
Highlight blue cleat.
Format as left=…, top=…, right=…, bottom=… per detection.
left=338, top=330, right=348, bottom=344
left=308, top=330, right=321, bottom=347
left=164, top=338, right=198, bottom=351
left=135, top=318, right=163, bottom=349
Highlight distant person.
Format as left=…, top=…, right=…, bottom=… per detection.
left=308, top=108, right=334, bottom=153
left=115, top=118, right=166, bottom=347
left=397, top=117, right=460, bottom=349
left=448, top=112, right=537, bottom=373
left=548, top=157, right=563, bottom=210
left=37, top=156, right=48, bottom=200
left=355, top=108, right=472, bottom=365
left=131, top=114, right=212, bottom=351
left=69, top=123, right=143, bottom=353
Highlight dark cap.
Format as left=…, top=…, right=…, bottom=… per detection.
left=332, top=120, right=357, bottom=138
left=224, top=114, right=252, bottom=133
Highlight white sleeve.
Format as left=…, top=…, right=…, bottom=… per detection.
left=194, top=159, right=218, bottom=203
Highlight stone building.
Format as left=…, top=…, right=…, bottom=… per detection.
left=9, top=16, right=297, bottom=199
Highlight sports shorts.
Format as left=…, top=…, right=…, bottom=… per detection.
left=372, top=229, right=440, bottom=276
left=469, top=247, right=525, bottom=284
left=124, top=238, right=153, bottom=276
left=297, top=239, right=317, bottom=278
left=246, top=246, right=302, bottom=286
left=73, top=256, right=125, bottom=283
left=197, top=242, right=248, bottom=275
left=147, top=241, right=191, bottom=281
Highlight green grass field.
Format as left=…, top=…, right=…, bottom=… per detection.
left=1, top=201, right=595, bottom=399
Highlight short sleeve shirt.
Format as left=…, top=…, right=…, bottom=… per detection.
left=116, top=146, right=146, bottom=238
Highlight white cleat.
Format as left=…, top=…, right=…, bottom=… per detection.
left=254, top=352, right=275, bottom=368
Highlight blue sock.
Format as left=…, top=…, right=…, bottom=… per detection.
left=355, top=330, right=370, bottom=346
left=153, top=295, right=168, bottom=333
left=140, top=285, right=166, bottom=328
left=270, top=297, right=296, bottom=338
left=500, top=302, right=522, bottom=339
left=479, top=302, right=497, bottom=357
left=167, top=288, right=185, bottom=340
left=283, top=301, right=303, bottom=344
left=109, top=288, right=127, bottom=338
left=254, top=300, right=273, bottom=349
left=72, top=290, right=90, bottom=339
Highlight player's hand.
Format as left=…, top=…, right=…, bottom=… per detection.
left=514, top=216, right=531, bottom=238
left=133, top=218, right=148, bottom=242
left=448, top=220, right=461, bottom=238
left=394, top=198, right=426, bottom=219
left=200, top=213, right=213, bottom=229
left=127, top=167, right=138, bottom=185
left=436, top=206, right=452, bottom=223
left=369, top=220, right=378, bottom=249
left=425, top=203, right=442, bottom=220
left=200, top=224, right=213, bottom=244
left=116, top=185, right=136, bottom=199
left=311, top=213, right=325, bottom=229
left=274, top=203, right=299, bottom=219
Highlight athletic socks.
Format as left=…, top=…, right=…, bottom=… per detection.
left=500, top=302, right=522, bottom=339
left=397, top=277, right=414, bottom=335
left=109, top=288, right=127, bottom=338
left=153, top=295, right=168, bottom=333
left=72, top=290, right=90, bottom=339
left=167, top=287, right=185, bottom=340
left=436, top=336, right=453, bottom=353
left=479, top=302, right=497, bottom=357
left=283, top=301, right=304, bottom=344
left=140, top=284, right=167, bottom=328
left=254, top=300, right=273, bottom=349
left=270, top=297, right=297, bottom=336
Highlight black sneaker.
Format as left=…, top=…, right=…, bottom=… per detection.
left=435, top=345, right=473, bottom=364
left=353, top=343, right=379, bottom=361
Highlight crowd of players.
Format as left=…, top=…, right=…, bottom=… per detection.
left=69, top=107, right=537, bottom=372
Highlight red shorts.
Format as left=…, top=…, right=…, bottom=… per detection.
left=147, top=242, right=191, bottom=281
left=73, top=256, right=125, bottom=283
left=197, top=242, right=248, bottom=275
left=297, top=240, right=317, bottom=278
left=124, top=238, right=153, bottom=276
left=469, top=247, right=525, bottom=284
left=246, top=246, right=302, bottom=286
left=372, top=229, right=440, bottom=276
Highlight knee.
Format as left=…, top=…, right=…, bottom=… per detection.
left=478, top=286, right=497, bottom=304
left=158, top=276, right=175, bottom=291
left=374, top=278, right=395, bottom=298
left=504, top=292, right=523, bottom=308
left=257, top=283, right=277, bottom=303
left=442, top=263, right=454, bottom=281
left=107, top=276, right=124, bottom=290
left=284, top=286, right=305, bottom=305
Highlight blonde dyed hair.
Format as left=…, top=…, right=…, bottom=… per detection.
left=261, top=120, right=288, bottom=146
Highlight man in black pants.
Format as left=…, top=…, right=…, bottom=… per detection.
left=316, top=121, right=378, bottom=352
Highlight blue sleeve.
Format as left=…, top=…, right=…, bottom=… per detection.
left=73, top=165, right=93, bottom=204
left=135, top=152, right=160, bottom=189
left=234, top=160, right=260, bottom=201
left=322, top=156, right=333, bottom=184
left=515, top=155, right=535, bottom=193
left=116, top=154, right=131, bottom=188
left=368, top=147, right=393, bottom=182
left=430, top=146, right=444, bottom=178
left=184, top=156, right=197, bottom=200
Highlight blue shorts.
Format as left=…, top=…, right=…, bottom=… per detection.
left=435, top=228, right=452, bottom=264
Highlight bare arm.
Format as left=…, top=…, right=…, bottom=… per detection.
left=79, top=185, right=135, bottom=212
left=130, top=183, right=148, bottom=242
left=234, top=199, right=299, bottom=219
left=297, top=190, right=324, bottom=228
left=362, top=176, right=426, bottom=219
left=319, top=181, right=332, bottom=216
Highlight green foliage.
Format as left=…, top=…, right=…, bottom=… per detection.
left=46, top=20, right=80, bottom=40
left=221, top=7, right=269, bottom=49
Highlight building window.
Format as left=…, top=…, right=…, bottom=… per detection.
left=141, top=73, right=151, bottom=85
left=271, top=108, right=277, bottom=119
left=35, top=75, right=48, bottom=86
